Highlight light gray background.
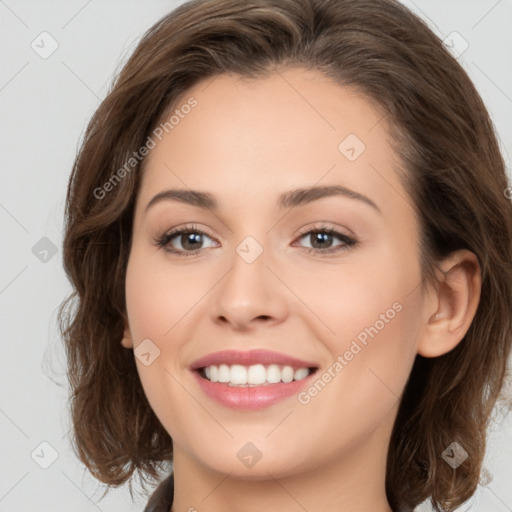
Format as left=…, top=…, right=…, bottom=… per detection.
left=0, top=1, right=511, bottom=511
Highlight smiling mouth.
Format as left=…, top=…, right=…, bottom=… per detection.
left=196, top=364, right=318, bottom=387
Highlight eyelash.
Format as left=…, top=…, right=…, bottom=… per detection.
left=153, top=223, right=358, bottom=257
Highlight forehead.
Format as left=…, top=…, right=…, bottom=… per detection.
left=136, top=67, right=407, bottom=219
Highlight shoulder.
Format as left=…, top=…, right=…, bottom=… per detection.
left=144, top=472, right=174, bottom=512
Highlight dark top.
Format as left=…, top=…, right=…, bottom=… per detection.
left=144, top=472, right=174, bottom=512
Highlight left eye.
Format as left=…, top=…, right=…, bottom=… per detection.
left=294, top=227, right=356, bottom=253
left=154, top=225, right=357, bottom=256
left=154, top=226, right=217, bottom=256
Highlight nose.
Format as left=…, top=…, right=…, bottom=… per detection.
left=210, top=241, right=288, bottom=331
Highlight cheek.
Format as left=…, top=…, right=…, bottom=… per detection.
left=296, top=244, right=421, bottom=413
left=124, top=253, right=212, bottom=438
left=294, top=301, right=418, bottom=458
left=290, top=241, right=419, bottom=350
left=124, top=251, right=210, bottom=344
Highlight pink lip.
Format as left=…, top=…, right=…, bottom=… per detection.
left=190, top=349, right=319, bottom=410
left=192, top=372, right=318, bottom=409
left=190, top=349, right=318, bottom=370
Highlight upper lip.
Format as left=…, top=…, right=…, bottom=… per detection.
left=190, top=349, right=318, bottom=371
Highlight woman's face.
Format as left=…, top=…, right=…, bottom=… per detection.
left=122, top=67, right=429, bottom=479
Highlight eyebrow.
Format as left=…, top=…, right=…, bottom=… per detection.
left=144, top=185, right=381, bottom=215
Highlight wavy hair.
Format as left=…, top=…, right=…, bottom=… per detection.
left=58, top=0, right=512, bottom=510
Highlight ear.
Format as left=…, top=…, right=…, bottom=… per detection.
left=120, top=316, right=133, bottom=349
left=418, top=249, right=481, bottom=358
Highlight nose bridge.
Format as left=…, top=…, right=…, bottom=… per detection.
left=210, top=228, right=287, bottom=327
left=226, top=232, right=272, bottom=299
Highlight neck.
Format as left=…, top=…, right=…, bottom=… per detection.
left=171, top=416, right=395, bottom=512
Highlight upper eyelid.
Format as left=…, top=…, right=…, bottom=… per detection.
left=163, top=223, right=352, bottom=239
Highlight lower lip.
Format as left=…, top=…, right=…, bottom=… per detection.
left=192, top=370, right=317, bottom=410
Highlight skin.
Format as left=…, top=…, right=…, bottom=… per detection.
left=121, top=67, right=481, bottom=512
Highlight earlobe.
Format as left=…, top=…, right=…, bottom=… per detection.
left=121, top=324, right=134, bottom=349
left=418, top=250, right=481, bottom=358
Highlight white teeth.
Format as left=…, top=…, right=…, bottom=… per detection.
left=294, top=368, right=309, bottom=381
left=247, top=364, right=267, bottom=385
left=230, top=364, right=247, bottom=385
left=218, top=364, right=230, bottom=383
left=266, top=364, right=281, bottom=383
left=200, top=363, right=313, bottom=386
left=281, top=366, right=294, bottom=383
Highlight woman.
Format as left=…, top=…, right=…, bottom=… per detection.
left=58, top=0, right=512, bottom=511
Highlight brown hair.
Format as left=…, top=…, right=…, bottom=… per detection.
left=58, top=0, right=512, bottom=510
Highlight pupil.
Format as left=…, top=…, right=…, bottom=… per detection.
left=183, top=233, right=202, bottom=250
left=312, top=232, right=332, bottom=249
